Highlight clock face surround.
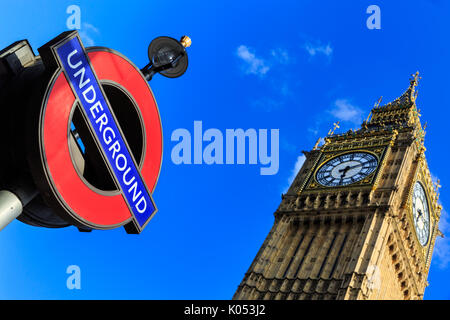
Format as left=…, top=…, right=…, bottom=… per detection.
left=412, top=181, right=430, bottom=246
left=316, top=152, right=378, bottom=187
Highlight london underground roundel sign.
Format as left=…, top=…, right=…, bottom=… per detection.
left=32, top=31, right=162, bottom=233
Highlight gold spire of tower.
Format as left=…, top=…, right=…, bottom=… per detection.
left=410, top=71, right=421, bottom=88
left=364, top=72, right=426, bottom=133
left=374, top=71, right=421, bottom=110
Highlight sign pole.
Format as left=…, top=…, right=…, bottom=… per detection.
left=0, top=191, right=23, bottom=231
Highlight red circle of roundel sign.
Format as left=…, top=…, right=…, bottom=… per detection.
left=35, top=31, right=162, bottom=233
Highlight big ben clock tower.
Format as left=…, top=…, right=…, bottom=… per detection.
left=234, top=73, right=443, bottom=300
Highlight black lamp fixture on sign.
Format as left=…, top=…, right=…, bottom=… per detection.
left=141, top=35, right=191, bottom=81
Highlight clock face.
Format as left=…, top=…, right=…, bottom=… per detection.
left=316, top=152, right=378, bottom=187
left=412, top=182, right=430, bottom=246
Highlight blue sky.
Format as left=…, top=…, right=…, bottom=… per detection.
left=0, top=0, right=449, bottom=299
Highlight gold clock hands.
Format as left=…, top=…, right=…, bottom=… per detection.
left=338, top=163, right=364, bottom=178
left=416, top=209, right=423, bottom=223
left=346, top=163, right=364, bottom=171
left=338, top=166, right=349, bottom=173
left=338, top=166, right=351, bottom=178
